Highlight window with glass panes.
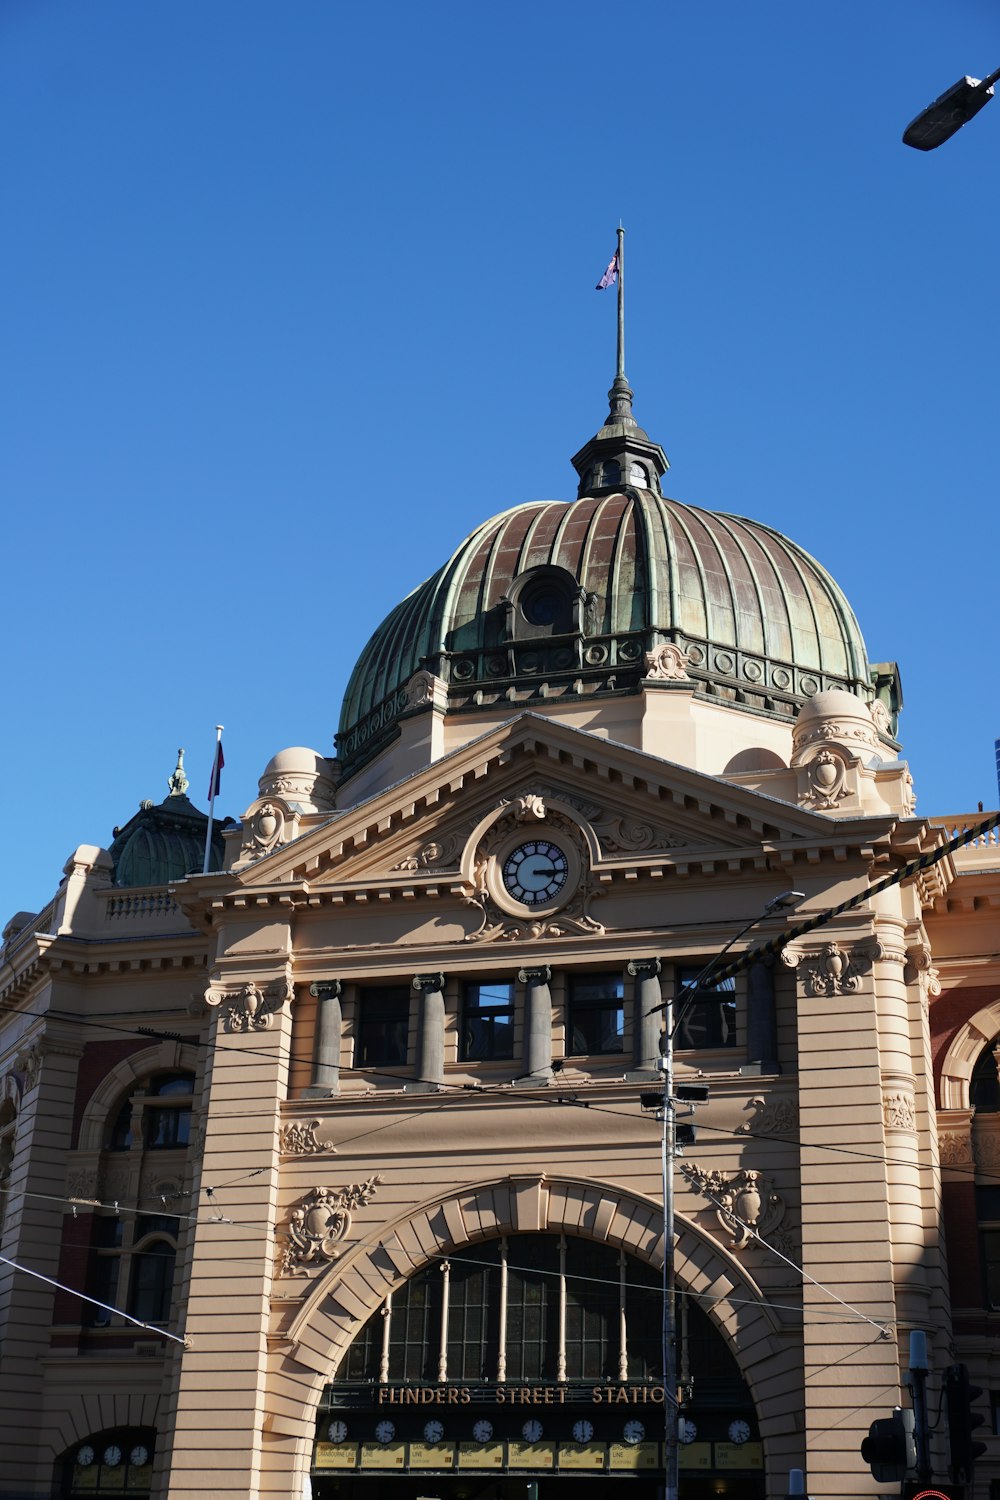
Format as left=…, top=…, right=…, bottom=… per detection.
left=567, top=973, right=624, bottom=1055
left=461, top=981, right=515, bottom=1061
left=675, top=965, right=737, bottom=1049
left=357, top=986, right=410, bottom=1068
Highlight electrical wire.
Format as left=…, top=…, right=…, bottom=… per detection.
left=0, top=1249, right=189, bottom=1347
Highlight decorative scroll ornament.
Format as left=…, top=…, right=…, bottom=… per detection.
left=781, top=940, right=880, bottom=997
left=205, top=977, right=293, bottom=1033
left=66, top=1168, right=99, bottom=1203
left=938, top=1130, right=974, bottom=1168
left=643, top=643, right=689, bottom=681
left=905, top=946, right=941, bottom=1015
left=737, top=1095, right=799, bottom=1137
left=882, top=1089, right=917, bottom=1132
left=392, top=833, right=461, bottom=872
left=404, top=669, right=446, bottom=710
left=280, top=1175, right=382, bottom=1276
left=800, top=750, right=848, bottom=810
left=870, top=700, right=892, bottom=736
left=501, top=783, right=685, bottom=853
left=680, top=1164, right=789, bottom=1254
left=280, top=1119, right=334, bottom=1156
left=463, top=804, right=605, bottom=943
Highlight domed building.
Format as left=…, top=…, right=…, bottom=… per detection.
left=0, top=348, right=997, bottom=1500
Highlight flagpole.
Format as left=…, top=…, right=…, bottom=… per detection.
left=616, top=223, right=625, bottom=380
left=202, top=724, right=224, bottom=875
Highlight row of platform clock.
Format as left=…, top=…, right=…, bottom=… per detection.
left=327, top=1417, right=753, bottom=1447
left=75, top=1443, right=150, bottom=1469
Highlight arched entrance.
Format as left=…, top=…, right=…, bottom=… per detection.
left=309, top=1232, right=763, bottom=1497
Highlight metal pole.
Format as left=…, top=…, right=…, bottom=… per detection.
left=616, top=224, right=625, bottom=381
left=660, top=986, right=679, bottom=1500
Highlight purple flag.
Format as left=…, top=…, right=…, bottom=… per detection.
left=596, top=251, right=619, bottom=290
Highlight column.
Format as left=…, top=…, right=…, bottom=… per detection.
left=410, top=973, right=445, bottom=1091
left=516, top=967, right=552, bottom=1086
left=627, top=957, right=662, bottom=1074
left=304, top=980, right=341, bottom=1097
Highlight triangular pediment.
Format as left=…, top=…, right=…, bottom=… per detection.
left=227, top=714, right=892, bottom=894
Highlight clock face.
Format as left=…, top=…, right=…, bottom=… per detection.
left=103, top=1446, right=123, bottom=1467
left=374, top=1419, right=395, bottom=1444
left=472, top=1419, right=494, bottom=1443
left=678, top=1417, right=697, bottom=1444
left=129, top=1446, right=150, bottom=1468
left=76, top=1446, right=95, bottom=1468
left=423, top=1419, right=444, bottom=1443
left=327, top=1420, right=348, bottom=1443
left=521, top=1419, right=543, bottom=1443
left=501, top=840, right=569, bottom=906
left=624, top=1419, right=645, bottom=1444
left=572, top=1419, right=594, bottom=1443
left=728, top=1418, right=751, bottom=1445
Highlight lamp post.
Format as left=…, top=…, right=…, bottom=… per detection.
left=646, top=890, right=804, bottom=1500
left=903, top=67, right=1000, bottom=150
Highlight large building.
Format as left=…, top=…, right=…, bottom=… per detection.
left=1, top=358, right=998, bottom=1500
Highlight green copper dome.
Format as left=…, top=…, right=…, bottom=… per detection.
left=109, top=752, right=229, bottom=887
left=337, top=490, right=877, bottom=777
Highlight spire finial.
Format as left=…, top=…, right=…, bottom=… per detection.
left=167, top=749, right=189, bottom=798
left=616, top=223, right=625, bottom=383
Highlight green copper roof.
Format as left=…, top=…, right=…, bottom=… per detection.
left=335, top=491, right=878, bottom=783
left=109, top=752, right=228, bottom=887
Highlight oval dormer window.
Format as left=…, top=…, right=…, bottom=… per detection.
left=507, top=566, right=579, bottom=639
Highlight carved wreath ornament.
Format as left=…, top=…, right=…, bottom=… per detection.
left=280, top=1175, right=382, bottom=1276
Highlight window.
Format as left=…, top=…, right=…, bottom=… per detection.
left=675, top=966, right=737, bottom=1049
left=462, top=981, right=515, bottom=1061
left=972, top=1037, right=1000, bottom=1112
left=86, top=1214, right=178, bottom=1327
left=628, top=461, right=647, bottom=485
left=601, top=460, right=621, bottom=487
left=106, top=1072, right=194, bottom=1151
left=357, top=987, right=410, bottom=1068
left=978, top=1188, right=1000, bottom=1308
left=127, top=1223, right=178, bottom=1324
left=567, top=973, right=624, bottom=1055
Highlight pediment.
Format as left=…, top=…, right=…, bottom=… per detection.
left=229, top=715, right=888, bottom=896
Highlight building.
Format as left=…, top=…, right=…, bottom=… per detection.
left=1, top=358, right=998, bottom=1500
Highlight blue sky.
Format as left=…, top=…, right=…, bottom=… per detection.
left=2, top=0, right=998, bottom=923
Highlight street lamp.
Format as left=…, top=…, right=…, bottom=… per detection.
left=903, top=68, right=1000, bottom=150
left=645, top=891, right=804, bottom=1500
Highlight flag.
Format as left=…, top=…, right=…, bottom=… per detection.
left=207, top=739, right=224, bottom=801
left=596, top=251, right=619, bottom=290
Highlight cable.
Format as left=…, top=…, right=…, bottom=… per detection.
left=0, top=1249, right=189, bottom=1347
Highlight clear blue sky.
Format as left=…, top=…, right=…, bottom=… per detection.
left=2, top=0, right=998, bottom=924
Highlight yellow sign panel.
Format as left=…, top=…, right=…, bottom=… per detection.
left=609, top=1442, right=659, bottom=1470
left=557, top=1443, right=606, bottom=1470
left=457, top=1442, right=505, bottom=1469
left=408, top=1442, right=456, bottom=1468
left=314, top=1443, right=358, bottom=1470
left=715, top=1441, right=763, bottom=1470
left=360, top=1442, right=406, bottom=1469
left=507, top=1441, right=556, bottom=1468
left=678, top=1441, right=713, bottom=1470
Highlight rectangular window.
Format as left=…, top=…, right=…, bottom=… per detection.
left=675, top=966, right=737, bottom=1049
left=567, top=974, right=624, bottom=1056
left=461, top=981, right=515, bottom=1061
left=357, top=986, right=410, bottom=1068
left=983, top=1228, right=1000, bottom=1309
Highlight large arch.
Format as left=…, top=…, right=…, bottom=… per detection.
left=938, top=997, right=1000, bottom=1110
left=259, top=1172, right=804, bottom=1497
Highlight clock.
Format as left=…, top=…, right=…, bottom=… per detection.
left=374, top=1419, right=395, bottom=1444
left=521, top=1418, right=543, bottom=1442
left=327, top=1420, right=348, bottom=1443
left=103, top=1445, right=123, bottom=1467
left=623, top=1419, right=645, bottom=1444
left=472, top=1418, right=494, bottom=1442
left=728, top=1418, right=751, bottom=1445
left=76, top=1446, right=95, bottom=1468
left=678, top=1417, right=697, bottom=1444
left=501, top=840, right=569, bottom=906
left=572, top=1419, right=594, bottom=1443
left=423, top=1419, right=444, bottom=1443
left=129, top=1446, right=150, bottom=1468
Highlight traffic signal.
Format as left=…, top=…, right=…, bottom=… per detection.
left=861, top=1406, right=916, bottom=1483
left=944, top=1362, right=988, bottom=1485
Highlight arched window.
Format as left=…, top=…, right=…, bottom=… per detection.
left=972, top=1038, right=1000, bottom=1113
left=601, top=460, right=621, bottom=487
